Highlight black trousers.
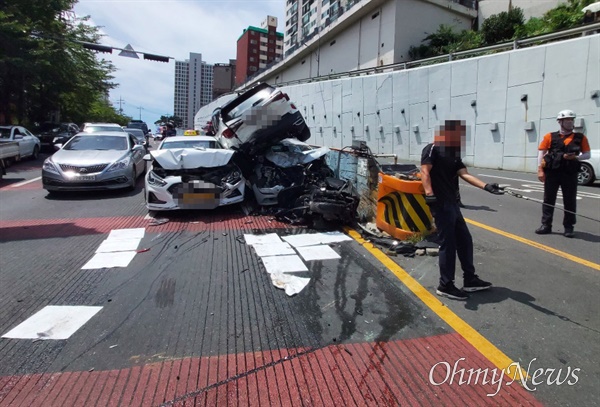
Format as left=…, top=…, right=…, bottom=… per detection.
left=542, top=170, right=578, bottom=228
left=430, top=202, right=476, bottom=286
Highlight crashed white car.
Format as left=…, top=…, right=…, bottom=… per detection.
left=250, top=138, right=333, bottom=206
left=144, top=136, right=245, bottom=210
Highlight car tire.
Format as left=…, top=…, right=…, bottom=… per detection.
left=31, top=145, right=39, bottom=160
left=578, top=162, right=595, bottom=186
left=128, top=167, right=137, bottom=191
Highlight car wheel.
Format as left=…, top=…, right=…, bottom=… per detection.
left=578, top=162, right=595, bottom=186
left=128, top=167, right=137, bottom=191
left=31, top=145, right=39, bottom=160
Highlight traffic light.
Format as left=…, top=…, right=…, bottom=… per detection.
left=143, top=53, right=169, bottom=63
left=81, top=42, right=113, bottom=54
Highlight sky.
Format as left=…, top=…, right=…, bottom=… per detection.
left=73, top=0, right=286, bottom=129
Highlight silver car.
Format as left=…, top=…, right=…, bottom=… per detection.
left=42, top=132, right=146, bottom=193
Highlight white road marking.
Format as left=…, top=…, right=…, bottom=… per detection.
left=10, top=176, right=41, bottom=187
left=2, top=305, right=102, bottom=340
left=477, top=174, right=600, bottom=199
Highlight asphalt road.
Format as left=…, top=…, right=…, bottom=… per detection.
left=0, top=148, right=598, bottom=406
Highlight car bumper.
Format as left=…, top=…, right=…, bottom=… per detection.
left=145, top=176, right=245, bottom=211
left=42, top=168, right=134, bottom=191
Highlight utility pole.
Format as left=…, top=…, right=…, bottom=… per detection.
left=115, top=97, right=125, bottom=114
left=138, top=106, right=143, bottom=120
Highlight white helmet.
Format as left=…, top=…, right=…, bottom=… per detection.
left=557, top=110, right=576, bottom=120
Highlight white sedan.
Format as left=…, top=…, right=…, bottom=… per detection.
left=144, top=136, right=245, bottom=210
left=579, top=149, right=599, bottom=186
left=0, top=125, right=41, bottom=160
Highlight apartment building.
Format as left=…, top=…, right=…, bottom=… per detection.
left=235, top=16, right=284, bottom=86
left=173, top=53, right=214, bottom=129
left=213, top=60, right=236, bottom=100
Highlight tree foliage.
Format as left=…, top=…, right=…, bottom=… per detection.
left=408, top=0, right=594, bottom=61
left=0, top=0, right=127, bottom=127
left=480, top=7, right=525, bottom=44
left=154, top=115, right=183, bottom=128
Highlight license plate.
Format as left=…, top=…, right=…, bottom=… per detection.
left=73, top=175, right=96, bottom=181
left=182, top=192, right=217, bottom=204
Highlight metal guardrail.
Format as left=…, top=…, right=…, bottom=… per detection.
left=269, top=22, right=600, bottom=88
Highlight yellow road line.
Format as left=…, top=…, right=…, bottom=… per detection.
left=465, top=219, right=600, bottom=271
left=345, top=227, right=526, bottom=380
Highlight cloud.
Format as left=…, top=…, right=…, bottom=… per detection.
left=74, top=0, right=285, bottom=126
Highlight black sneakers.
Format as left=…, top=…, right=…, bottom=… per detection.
left=436, top=283, right=468, bottom=300
left=463, top=275, right=492, bottom=292
left=535, top=225, right=552, bottom=234
left=564, top=227, right=574, bottom=238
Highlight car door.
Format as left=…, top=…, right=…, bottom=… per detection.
left=12, top=127, right=34, bottom=156
left=129, top=135, right=145, bottom=174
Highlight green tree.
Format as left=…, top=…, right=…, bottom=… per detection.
left=0, top=0, right=117, bottom=126
left=481, top=7, right=525, bottom=45
left=408, top=25, right=483, bottom=60
left=155, top=115, right=183, bottom=127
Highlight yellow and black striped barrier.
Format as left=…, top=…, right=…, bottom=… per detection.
left=376, top=173, right=433, bottom=240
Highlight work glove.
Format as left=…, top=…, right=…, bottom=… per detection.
left=424, top=195, right=437, bottom=205
left=484, top=183, right=504, bottom=195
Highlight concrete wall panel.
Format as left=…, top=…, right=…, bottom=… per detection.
left=451, top=59, right=478, bottom=97
left=542, top=38, right=588, bottom=119
left=474, top=122, right=505, bottom=169
left=508, top=47, right=546, bottom=87
left=476, top=54, right=510, bottom=125
left=409, top=67, right=429, bottom=104
left=409, top=102, right=429, bottom=161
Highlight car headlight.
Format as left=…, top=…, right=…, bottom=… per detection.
left=147, top=170, right=167, bottom=187
left=42, top=159, right=59, bottom=174
left=107, top=157, right=131, bottom=172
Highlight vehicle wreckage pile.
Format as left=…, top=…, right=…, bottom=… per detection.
left=146, top=83, right=360, bottom=228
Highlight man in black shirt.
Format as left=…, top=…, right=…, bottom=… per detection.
left=421, top=120, right=504, bottom=300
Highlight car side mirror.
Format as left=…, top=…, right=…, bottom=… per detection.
left=143, top=153, right=152, bottom=161
left=14, top=135, right=23, bottom=140
left=54, top=144, right=63, bottom=150
left=132, top=145, right=145, bottom=152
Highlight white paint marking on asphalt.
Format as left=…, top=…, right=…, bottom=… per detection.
left=10, top=176, right=42, bottom=188
left=82, top=251, right=138, bottom=269
left=477, top=174, right=541, bottom=184
left=282, top=232, right=352, bottom=248
left=296, top=245, right=341, bottom=261
left=244, top=233, right=282, bottom=246
left=270, top=273, right=311, bottom=296
left=252, top=242, right=295, bottom=257
left=2, top=305, right=102, bottom=340
left=96, top=238, right=141, bottom=253
left=83, top=228, right=145, bottom=269
left=108, top=228, right=145, bottom=240
left=261, top=254, right=308, bottom=274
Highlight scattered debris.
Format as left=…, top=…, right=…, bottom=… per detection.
left=109, top=344, right=118, bottom=349
left=88, top=368, right=94, bottom=372
left=136, top=248, right=150, bottom=253
left=149, top=218, right=169, bottom=226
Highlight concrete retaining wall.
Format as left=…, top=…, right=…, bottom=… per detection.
left=196, top=34, right=599, bottom=172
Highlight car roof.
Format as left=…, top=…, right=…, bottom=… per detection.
left=162, top=135, right=218, bottom=143
left=75, top=131, right=129, bottom=138
left=83, top=122, right=122, bottom=127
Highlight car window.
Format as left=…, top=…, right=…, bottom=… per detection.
left=160, top=140, right=217, bottom=149
left=24, top=129, right=34, bottom=137
left=65, top=135, right=128, bottom=151
left=0, top=128, right=11, bottom=138
left=13, top=128, right=21, bottom=136
left=222, top=86, right=274, bottom=121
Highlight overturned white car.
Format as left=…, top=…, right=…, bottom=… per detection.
left=144, top=136, right=245, bottom=211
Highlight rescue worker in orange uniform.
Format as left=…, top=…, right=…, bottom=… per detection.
left=535, top=110, right=591, bottom=238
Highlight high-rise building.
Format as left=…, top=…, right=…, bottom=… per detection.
left=173, top=52, right=214, bottom=129
left=213, top=59, right=236, bottom=100
left=235, top=16, right=283, bottom=86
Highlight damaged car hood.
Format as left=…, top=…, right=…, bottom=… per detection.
left=151, top=148, right=234, bottom=169
left=265, top=139, right=330, bottom=168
